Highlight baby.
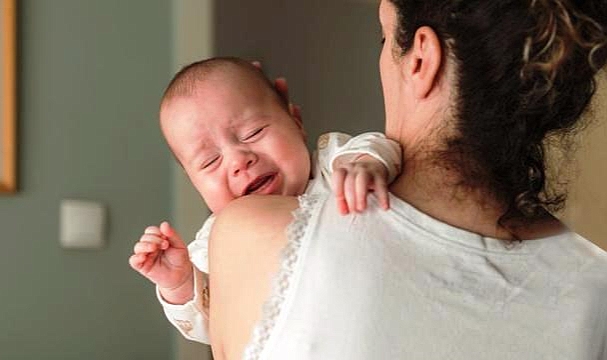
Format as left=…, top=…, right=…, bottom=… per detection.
left=129, top=57, right=401, bottom=344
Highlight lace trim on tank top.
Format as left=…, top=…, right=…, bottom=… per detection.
left=242, top=194, right=321, bottom=360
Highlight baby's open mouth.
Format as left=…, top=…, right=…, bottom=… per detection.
left=243, top=174, right=276, bottom=195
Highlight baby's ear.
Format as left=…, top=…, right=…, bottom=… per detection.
left=289, top=104, right=304, bottom=128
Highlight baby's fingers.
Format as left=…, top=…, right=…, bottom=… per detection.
left=133, top=240, right=162, bottom=255
left=374, top=176, right=390, bottom=210
left=144, top=225, right=162, bottom=236
left=332, top=169, right=350, bottom=215
left=355, top=172, right=371, bottom=212
left=129, top=252, right=159, bottom=276
left=343, top=172, right=359, bottom=214
left=139, top=233, right=169, bottom=250
left=159, top=221, right=187, bottom=250
left=129, top=253, right=147, bottom=270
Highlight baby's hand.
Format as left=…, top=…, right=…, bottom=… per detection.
left=332, top=154, right=390, bottom=215
left=128, top=221, right=192, bottom=291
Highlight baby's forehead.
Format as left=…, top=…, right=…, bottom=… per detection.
left=196, top=73, right=286, bottom=113
left=170, top=87, right=286, bottom=127
left=204, top=65, right=276, bottom=95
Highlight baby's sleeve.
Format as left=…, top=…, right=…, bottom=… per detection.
left=316, top=132, right=402, bottom=182
left=156, top=216, right=215, bottom=344
left=156, top=268, right=210, bottom=344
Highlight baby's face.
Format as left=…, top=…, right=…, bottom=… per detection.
left=160, top=77, right=311, bottom=213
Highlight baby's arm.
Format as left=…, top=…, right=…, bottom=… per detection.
left=316, top=132, right=402, bottom=214
left=153, top=218, right=216, bottom=344
left=129, top=221, right=211, bottom=344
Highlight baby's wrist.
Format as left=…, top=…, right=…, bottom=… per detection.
left=158, top=270, right=195, bottom=305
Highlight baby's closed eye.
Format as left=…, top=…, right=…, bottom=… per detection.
left=241, top=126, right=268, bottom=142
left=201, top=155, right=220, bottom=170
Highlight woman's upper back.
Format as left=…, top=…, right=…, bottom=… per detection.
left=210, top=193, right=607, bottom=360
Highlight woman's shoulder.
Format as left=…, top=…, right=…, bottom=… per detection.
left=566, top=232, right=607, bottom=265
left=553, top=232, right=607, bottom=296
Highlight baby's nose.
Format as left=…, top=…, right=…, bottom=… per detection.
left=231, top=150, right=257, bottom=176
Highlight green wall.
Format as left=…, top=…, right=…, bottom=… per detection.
left=0, top=1, right=174, bottom=359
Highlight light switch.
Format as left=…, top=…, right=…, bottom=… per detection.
left=60, top=199, right=106, bottom=249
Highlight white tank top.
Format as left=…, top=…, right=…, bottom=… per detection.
left=243, top=193, right=607, bottom=360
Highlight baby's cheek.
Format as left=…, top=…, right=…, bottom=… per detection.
left=290, top=160, right=312, bottom=196
left=196, top=178, right=234, bottom=214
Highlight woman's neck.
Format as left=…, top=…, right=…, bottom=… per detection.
left=389, top=158, right=564, bottom=241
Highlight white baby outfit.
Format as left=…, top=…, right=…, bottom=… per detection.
left=156, top=132, right=401, bottom=344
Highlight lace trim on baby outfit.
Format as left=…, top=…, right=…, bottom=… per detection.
left=242, top=194, right=321, bottom=360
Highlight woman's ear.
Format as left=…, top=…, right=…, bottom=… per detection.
left=407, top=26, right=443, bottom=99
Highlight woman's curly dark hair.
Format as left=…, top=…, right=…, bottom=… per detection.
left=389, top=0, right=607, bottom=231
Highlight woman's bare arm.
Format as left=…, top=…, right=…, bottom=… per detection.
left=208, top=195, right=299, bottom=360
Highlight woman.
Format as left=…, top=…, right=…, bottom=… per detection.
left=209, top=1, right=607, bottom=359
